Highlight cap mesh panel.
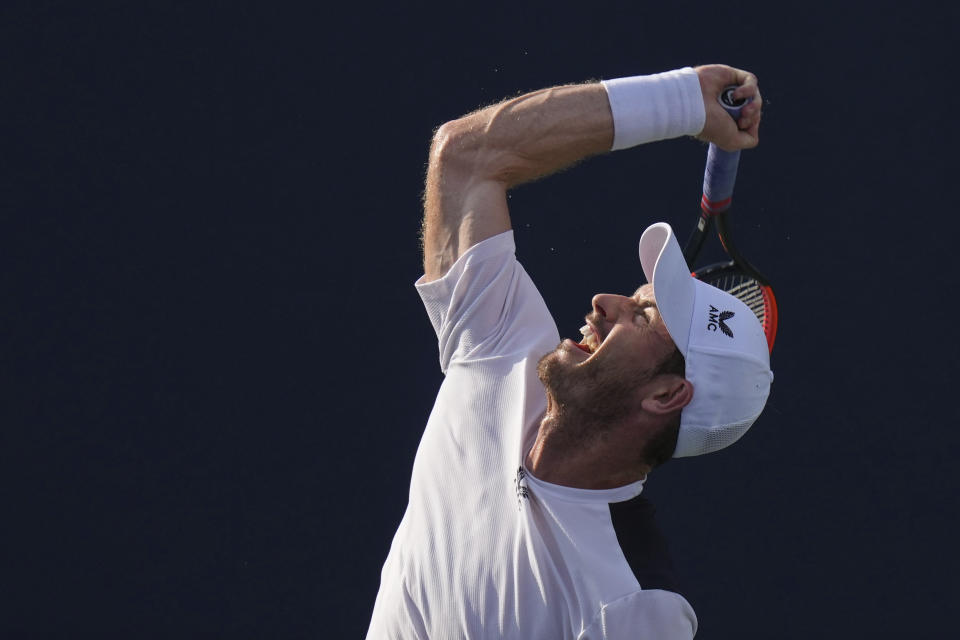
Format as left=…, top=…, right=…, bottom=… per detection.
left=685, top=418, right=755, bottom=456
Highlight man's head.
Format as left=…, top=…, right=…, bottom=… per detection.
left=538, top=222, right=773, bottom=465
left=537, top=284, right=693, bottom=468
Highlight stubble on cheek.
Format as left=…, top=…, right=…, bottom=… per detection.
left=536, top=344, right=586, bottom=405
left=537, top=344, right=649, bottom=426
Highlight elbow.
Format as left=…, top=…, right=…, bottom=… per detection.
left=429, top=116, right=512, bottom=182
left=430, top=109, right=531, bottom=189
left=429, top=118, right=475, bottom=171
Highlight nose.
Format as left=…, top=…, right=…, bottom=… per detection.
left=591, top=293, right=631, bottom=323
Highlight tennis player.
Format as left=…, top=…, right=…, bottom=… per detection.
left=366, top=63, right=772, bottom=639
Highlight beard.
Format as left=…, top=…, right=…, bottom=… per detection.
left=536, top=343, right=654, bottom=439
left=536, top=343, right=681, bottom=466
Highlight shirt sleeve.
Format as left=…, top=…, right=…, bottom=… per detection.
left=415, top=231, right=559, bottom=373
left=580, top=589, right=698, bottom=640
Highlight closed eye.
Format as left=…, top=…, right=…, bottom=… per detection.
left=633, top=300, right=656, bottom=324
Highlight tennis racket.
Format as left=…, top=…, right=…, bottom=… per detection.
left=683, top=86, right=778, bottom=353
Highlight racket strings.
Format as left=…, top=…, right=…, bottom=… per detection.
left=707, top=274, right=767, bottom=323
left=695, top=267, right=778, bottom=353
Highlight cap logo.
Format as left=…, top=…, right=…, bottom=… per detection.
left=707, top=305, right=735, bottom=338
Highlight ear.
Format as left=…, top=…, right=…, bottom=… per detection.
left=640, top=375, right=693, bottom=415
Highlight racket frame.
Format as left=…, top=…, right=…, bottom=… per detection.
left=682, top=87, right=778, bottom=352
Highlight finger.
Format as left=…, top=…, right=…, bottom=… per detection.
left=742, top=94, right=762, bottom=116
left=736, top=129, right=759, bottom=149
left=742, top=113, right=761, bottom=144
left=738, top=102, right=762, bottom=130
left=731, top=71, right=759, bottom=99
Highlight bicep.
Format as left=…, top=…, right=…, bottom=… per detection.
left=421, top=172, right=511, bottom=283
left=420, top=121, right=514, bottom=283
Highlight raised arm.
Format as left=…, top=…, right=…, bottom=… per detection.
left=421, top=83, right=612, bottom=282
left=420, top=64, right=762, bottom=282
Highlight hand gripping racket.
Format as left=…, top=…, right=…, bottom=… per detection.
left=683, top=87, right=778, bottom=353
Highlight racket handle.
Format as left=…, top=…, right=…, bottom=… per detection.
left=701, top=87, right=751, bottom=215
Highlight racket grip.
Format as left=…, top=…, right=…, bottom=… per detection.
left=701, top=87, right=751, bottom=215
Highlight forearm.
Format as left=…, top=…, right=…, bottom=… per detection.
left=420, top=65, right=759, bottom=281
left=432, top=83, right=614, bottom=189
left=428, top=66, right=711, bottom=193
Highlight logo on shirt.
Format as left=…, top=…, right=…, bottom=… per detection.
left=707, top=305, right=735, bottom=338
left=514, top=466, right=529, bottom=508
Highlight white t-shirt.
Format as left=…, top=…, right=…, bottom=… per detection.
left=366, top=231, right=697, bottom=639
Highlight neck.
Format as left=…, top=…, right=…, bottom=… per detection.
left=525, top=396, right=652, bottom=489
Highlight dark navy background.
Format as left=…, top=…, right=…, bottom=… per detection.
left=4, top=2, right=956, bottom=637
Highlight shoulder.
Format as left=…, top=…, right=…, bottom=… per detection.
left=416, top=231, right=558, bottom=372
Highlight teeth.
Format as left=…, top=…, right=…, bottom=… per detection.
left=578, top=325, right=599, bottom=353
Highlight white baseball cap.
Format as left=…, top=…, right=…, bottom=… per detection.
left=639, top=222, right=774, bottom=458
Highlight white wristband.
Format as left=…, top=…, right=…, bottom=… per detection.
left=601, top=67, right=706, bottom=151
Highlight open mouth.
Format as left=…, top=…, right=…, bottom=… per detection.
left=577, top=323, right=603, bottom=354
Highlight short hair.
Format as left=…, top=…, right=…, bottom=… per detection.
left=653, top=345, right=685, bottom=378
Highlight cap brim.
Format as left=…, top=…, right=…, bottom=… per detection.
left=639, top=223, right=695, bottom=355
